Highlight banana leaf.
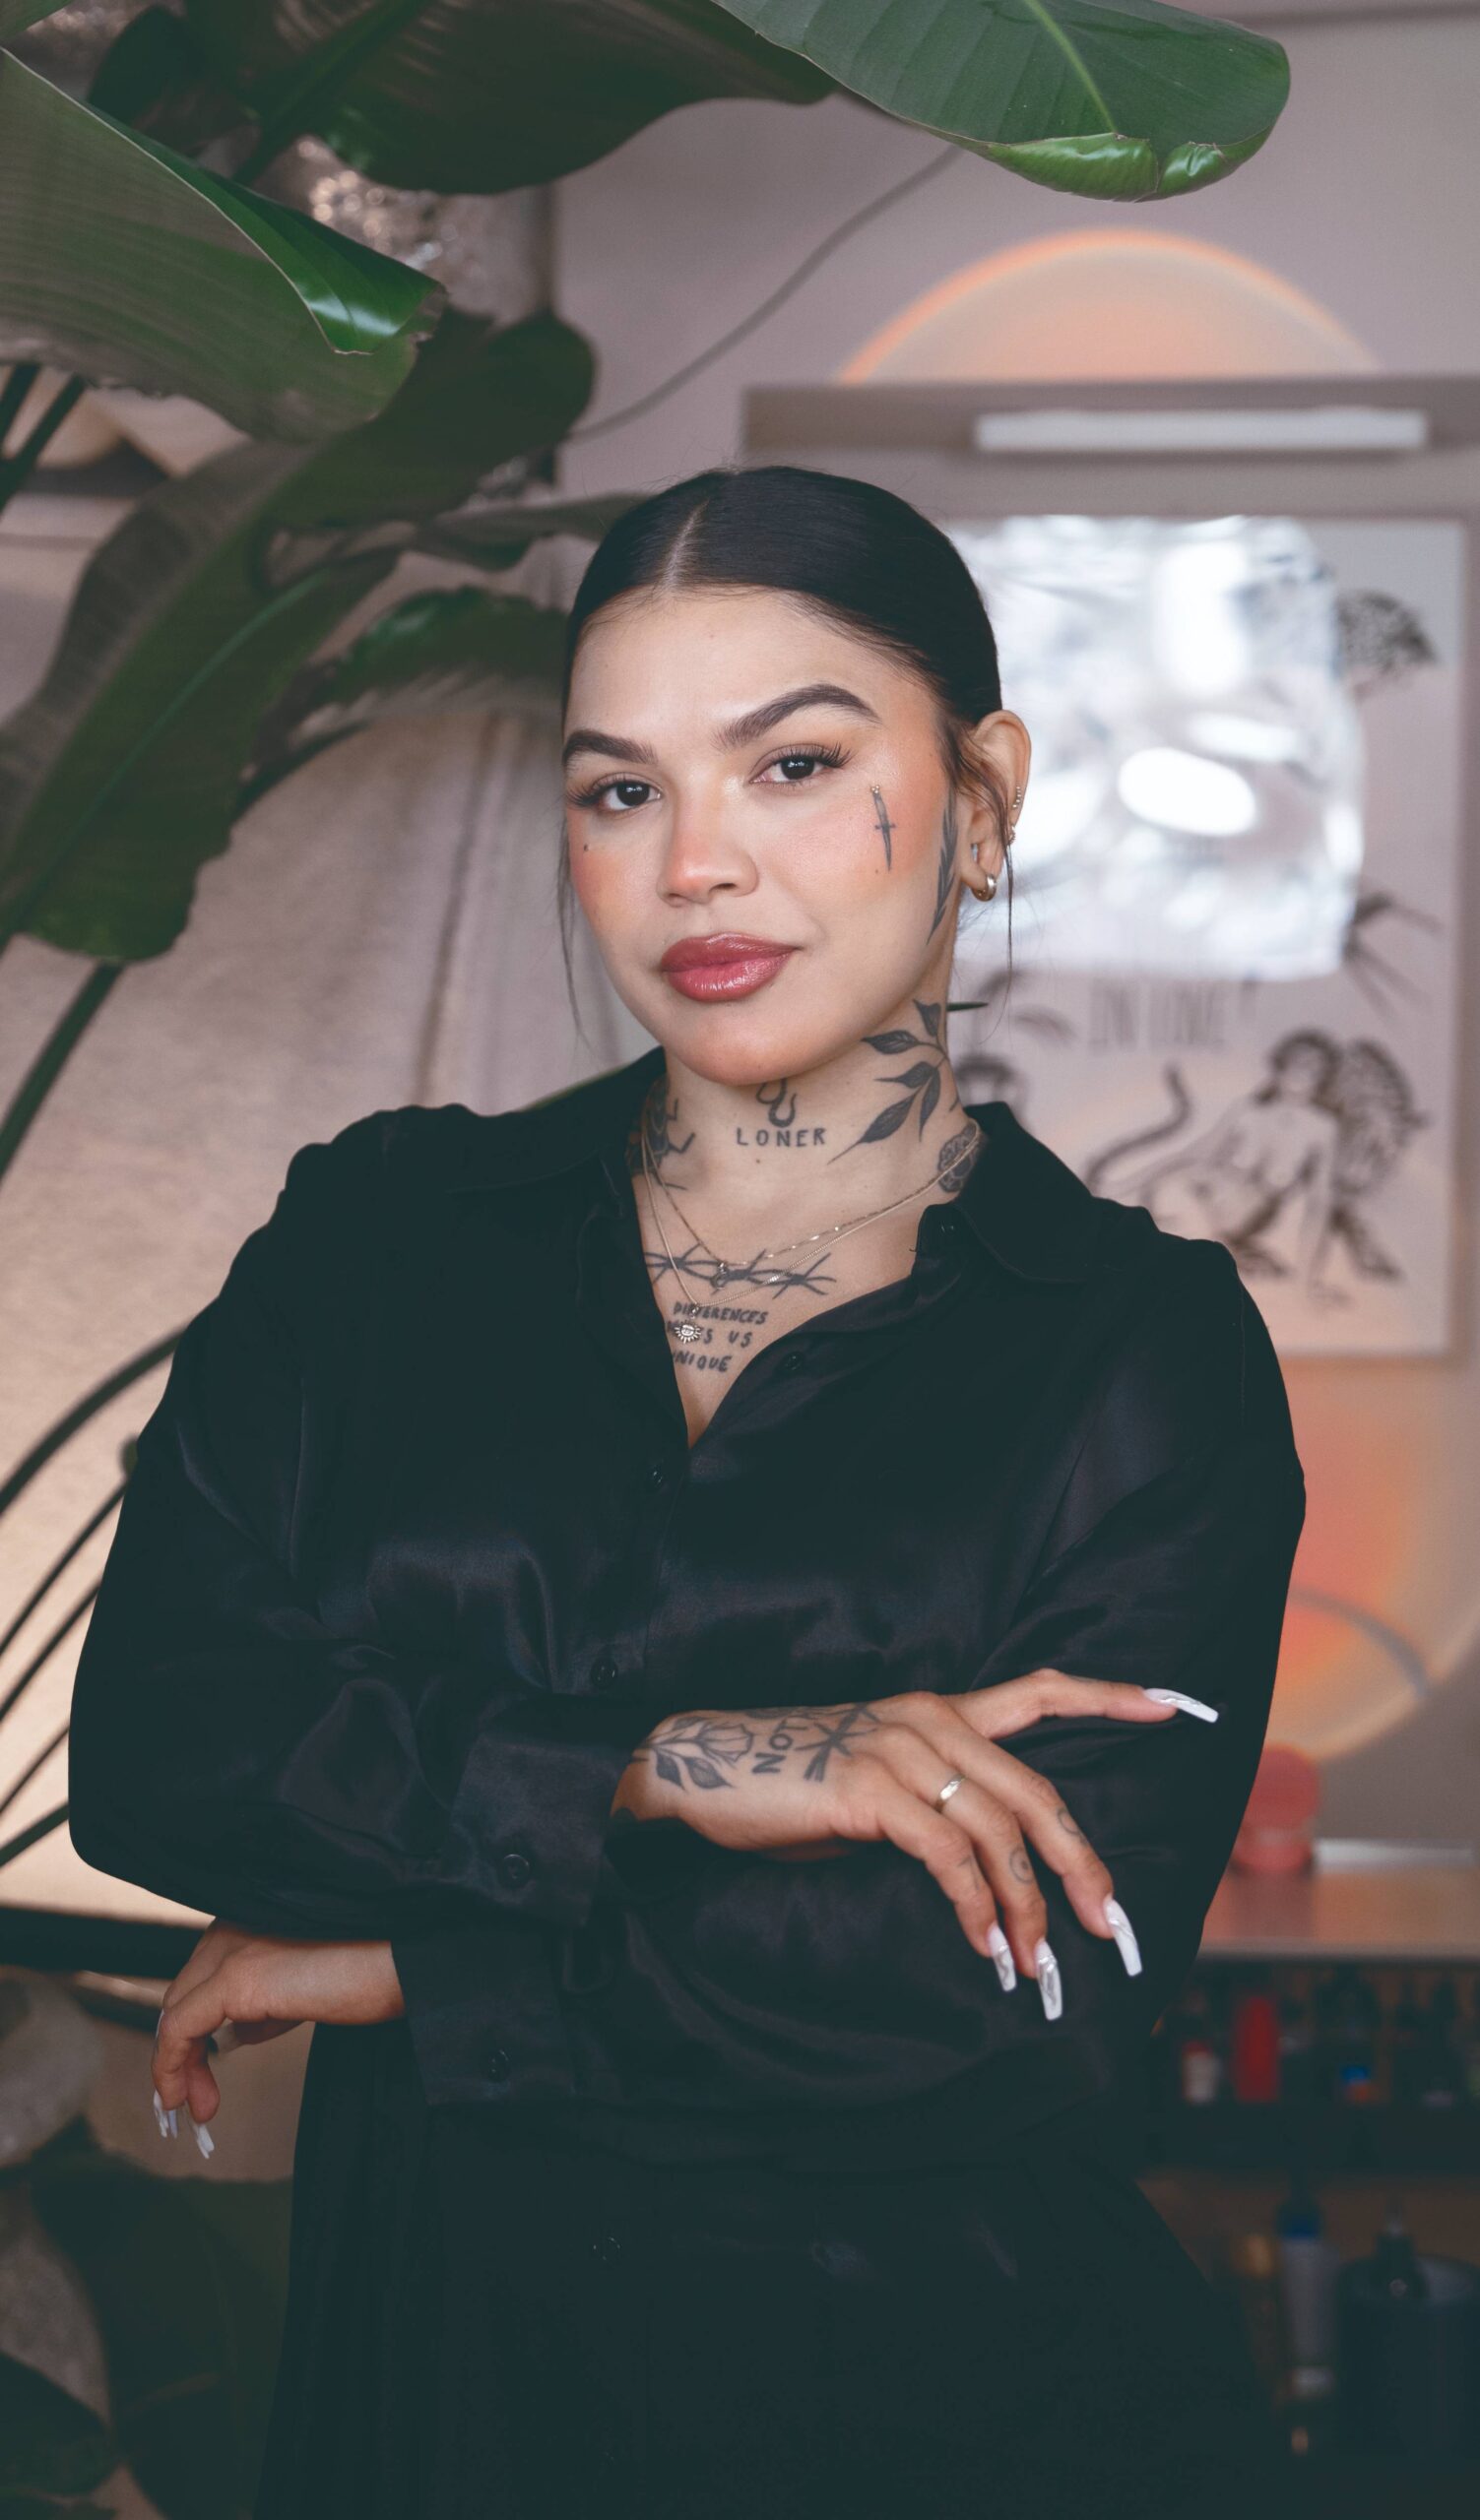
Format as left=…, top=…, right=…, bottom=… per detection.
left=247, top=586, right=567, bottom=800
left=717, top=0, right=1290, bottom=200
left=0, top=310, right=593, bottom=959
left=0, top=48, right=437, bottom=437
left=417, top=491, right=642, bottom=573
left=182, top=0, right=831, bottom=191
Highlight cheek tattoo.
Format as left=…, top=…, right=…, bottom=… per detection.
left=869, top=786, right=895, bottom=870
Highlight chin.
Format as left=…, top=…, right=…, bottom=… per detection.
left=650, top=1004, right=845, bottom=1092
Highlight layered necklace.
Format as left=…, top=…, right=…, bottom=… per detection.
left=637, top=1084, right=983, bottom=1344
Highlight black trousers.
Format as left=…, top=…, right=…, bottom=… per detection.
left=409, top=2113, right=1297, bottom=2520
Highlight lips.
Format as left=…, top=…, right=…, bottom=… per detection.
left=660, top=932, right=793, bottom=972
left=659, top=932, right=797, bottom=1002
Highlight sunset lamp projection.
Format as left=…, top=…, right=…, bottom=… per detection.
left=947, top=515, right=1363, bottom=980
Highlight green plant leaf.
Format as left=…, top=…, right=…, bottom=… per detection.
left=29, top=2130, right=293, bottom=2520
left=0, top=2353, right=116, bottom=2498
left=716, top=0, right=1290, bottom=200
left=182, top=0, right=832, bottom=192
left=0, top=50, right=439, bottom=436
left=417, top=491, right=642, bottom=574
left=0, top=310, right=593, bottom=959
left=247, top=586, right=567, bottom=799
left=0, top=0, right=67, bottom=39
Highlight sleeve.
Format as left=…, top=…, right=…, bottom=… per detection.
left=496, top=1238, right=1307, bottom=2126
left=65, top=1117, right=669, bottom=1971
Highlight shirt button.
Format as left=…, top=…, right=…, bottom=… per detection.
left=936, top=1210, right=960, bottom=1241
left=592, top=2233, right=623, bottom=2267
left=496, top=1849, right=533, bottom=1889
left=591, top=1653, right=618, bottom=1687
left=487, top=2047, right=511, bottom=2083
left=645, top=1461, right=668, bottom=1488
left=779, top=1350, right=804, bottom=1376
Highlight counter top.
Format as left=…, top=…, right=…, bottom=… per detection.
left=1202, top=1846, right=1480, bottom=1961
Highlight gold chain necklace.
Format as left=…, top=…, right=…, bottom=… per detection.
left=638, top=1092, right=982, bottom=1343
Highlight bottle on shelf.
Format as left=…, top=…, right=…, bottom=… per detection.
left=1177, top=1981, right=1225, bottom=2105
left=1326, top=1964, right=1381, bottom=2106
left=1230, top=1970, right=1281, bottom=2105
left=1462, top=1972, right=1480, bottom=2107
left=1416, top=1975, right=1464, bottom=2110
left=1274, top=2175, right=1339, bottom=2400
left=1387, top=1973, right=1426, bottom=2108
left=1276, top=1977, right=1318, bottom=2105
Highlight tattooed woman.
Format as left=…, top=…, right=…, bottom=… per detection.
left=68, top=468, right=1305, bottom=2520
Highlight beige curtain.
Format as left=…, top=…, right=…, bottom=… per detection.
left=0, top=518, right=650, bottom=1921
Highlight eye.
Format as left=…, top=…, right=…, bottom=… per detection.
left=756, top=742, right=850, bottom=786
left=568, top=775, right=656, bottom=815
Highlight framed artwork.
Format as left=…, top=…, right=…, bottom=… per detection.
left=947, top=515, right=1466, bottom=1357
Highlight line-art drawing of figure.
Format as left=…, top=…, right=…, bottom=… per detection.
left=1083, top=1032, right=1429, bottom=1310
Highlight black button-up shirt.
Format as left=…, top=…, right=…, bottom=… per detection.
left=67, top=1040, right=1306, bottom=2173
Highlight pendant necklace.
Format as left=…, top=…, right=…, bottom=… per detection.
left=638, top=1096, right=983, bottom=1345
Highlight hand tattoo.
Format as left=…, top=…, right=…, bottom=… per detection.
left=632, top=1702, right=885, bottom=1793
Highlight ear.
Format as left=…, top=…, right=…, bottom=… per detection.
left=957, top=710, right=1031, bottom=889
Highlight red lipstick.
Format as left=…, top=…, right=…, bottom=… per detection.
left=659, top=931, right=798, bottom=1001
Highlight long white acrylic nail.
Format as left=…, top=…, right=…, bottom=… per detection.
left=1034, top=1938, right=1062, bottom=2021
left=153, top=2089, right=170, bottom=2140
left=1103, top=1897, right=1142, bottom=1977
left=167, top=2107, right=178, bottom=2138
left=986, top=1923, right=1016, bottom=1991
left=190, top=2111, right=215, bottom=2160
left=1142, top=1688, right=1219, bottom=1723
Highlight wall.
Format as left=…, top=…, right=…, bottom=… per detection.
left=552, top=9, right=1480, bottom=1846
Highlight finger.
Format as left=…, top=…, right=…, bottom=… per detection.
left=879, top=1728, right=1050, bottom=1976
left=958, top=1670, right=1186, bottom=1741
left=978, top=1750, right=1122, bottom=1946
left=155, top=1980, right=229, bottom=2120
left=860, top=1768, right=1004, bottom=1963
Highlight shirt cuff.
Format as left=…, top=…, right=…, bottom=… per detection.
left=390, top=1911, right=577, bottom=2110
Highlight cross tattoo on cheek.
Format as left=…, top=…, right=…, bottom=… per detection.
left=870, top=786, right=895, bottom=871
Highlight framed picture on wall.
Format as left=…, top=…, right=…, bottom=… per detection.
left=945, top=512, right=1465, bottom=1358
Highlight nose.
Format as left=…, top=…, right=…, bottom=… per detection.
left=658, top=791, right=759, bottom=905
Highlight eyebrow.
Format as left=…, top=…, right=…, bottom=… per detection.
left=560, top=682, right=880, bottom=772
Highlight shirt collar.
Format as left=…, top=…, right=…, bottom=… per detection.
left=442, top=1040, right=1101, bottom=1286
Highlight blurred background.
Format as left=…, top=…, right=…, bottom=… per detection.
left=1, top=1, right=1478, bottom=2509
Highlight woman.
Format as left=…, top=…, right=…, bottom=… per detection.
left=67, top=466, right=1307, bottom=2520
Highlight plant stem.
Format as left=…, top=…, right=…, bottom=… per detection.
left=0, top=1801, right=68, bottom=1869
left=0, top=1479, right=125, bottom=1664
left=0, top=373, right=88, bottom=515
left=0, top=1328, right=181, bottom=1518
left=0, top=961, right=123, bottom=1188
left=0, top=360, right=40, bottom=449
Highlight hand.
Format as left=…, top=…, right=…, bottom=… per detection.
left=152, top=1919, right=406, bottom=2142
left=614, top=1671, right=1199, bottom=1982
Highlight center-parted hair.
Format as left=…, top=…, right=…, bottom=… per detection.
left=554, top=463, right=1014, bottom=1026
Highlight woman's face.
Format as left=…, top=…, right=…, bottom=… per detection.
left=562, top=584, right=1026, bottom=1089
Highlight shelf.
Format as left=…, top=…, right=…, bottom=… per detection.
left=1200, top=1863, right=1480, bottom=1962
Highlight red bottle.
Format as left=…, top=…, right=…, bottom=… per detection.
left=1230, top=1978, right=1282, bottom=2104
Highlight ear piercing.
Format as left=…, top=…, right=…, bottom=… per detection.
left=969, top=786, right=1022, bottom=901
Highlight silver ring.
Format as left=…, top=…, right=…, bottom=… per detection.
left=933, top=1772, right=965, bottom=1811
